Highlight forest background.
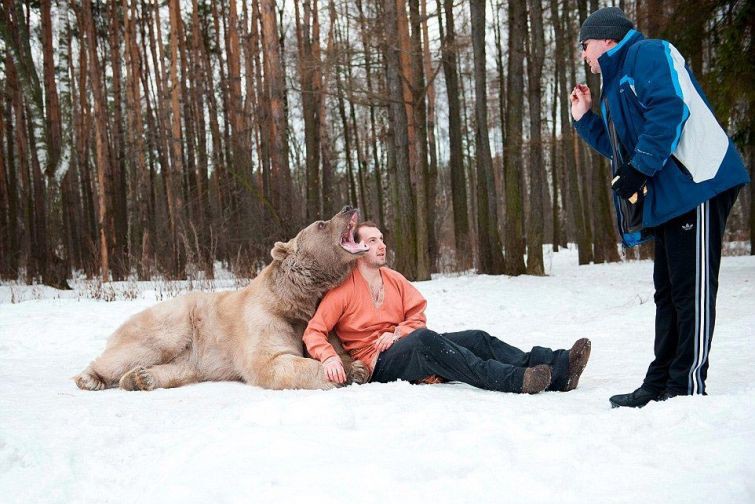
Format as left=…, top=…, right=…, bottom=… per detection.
left=0, top=0, right=751, bottom=287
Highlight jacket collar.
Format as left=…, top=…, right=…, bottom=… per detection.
left=598, top=29, right=644, bottom=82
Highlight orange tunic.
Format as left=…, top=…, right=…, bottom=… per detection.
left=303, top=267, right=427, bottom=374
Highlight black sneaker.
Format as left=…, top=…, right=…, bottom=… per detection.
left=609, top=387, right=662, bottom=408
left=657, top=390, right=681, bottom=401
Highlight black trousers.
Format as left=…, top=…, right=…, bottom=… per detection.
left=642, top=186, right=740, bottom=396
left=371, top=328, right=570, bottom=393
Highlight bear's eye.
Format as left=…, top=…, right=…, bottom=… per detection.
left=317, top=221, right=326, bottom=230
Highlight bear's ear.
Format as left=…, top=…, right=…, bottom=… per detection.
left=271, top=241, right=290, bottom=261
left=271, top=238, right=296, bottom=261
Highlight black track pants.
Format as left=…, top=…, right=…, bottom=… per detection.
left=642, top=186, right=740, bottom=395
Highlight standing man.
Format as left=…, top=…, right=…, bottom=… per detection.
left=303, top=221, right=591, bottom=394
left=570, top=7, right=749, bottom=407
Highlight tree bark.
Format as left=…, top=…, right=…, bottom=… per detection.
left=502, top=0, right=526, bottom=275
left=167, top=0, right=187, bottom=276
left=470, top=0, right=504, bottom=275
left=2, top=73, right=19, bottom=277
left=40, top=0, right=62, bottom=176
left=0, top=70, right=10, bottom=278
left=82, top=0, right=111, bottom=281
left=106, top=1, right=128, bottom=280
left=438, top=0, right=470, bottom=269
left=316, top=1, right=339, bottom=217
left=124, top=0, right=153, bottom=279
left=525, top=0, right=546, bottom=275
left=408, top=0, right=431, bottom=280
left=295, top=0, right=322, bottom=221
left=421, top=0, right=439, bottom=269
left=551, top=0, right=591, bottom=264
left=260, top=0, right=293, bottom=223
left=383, top=0, right=418, bottom=279
left=355, top=0, right=385, bottom=226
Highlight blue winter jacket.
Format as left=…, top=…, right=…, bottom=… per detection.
left=574, top=29, right=749, bottom=246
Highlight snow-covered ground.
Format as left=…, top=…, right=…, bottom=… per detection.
left=1, top=248, right=754, bottom=503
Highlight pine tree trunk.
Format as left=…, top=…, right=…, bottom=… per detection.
left=144, top=0, right=175, bottom=273
left=459, top=57, right=479, bottom=263
left=355, top=0, right=385, bottom=226
left=396, top=0, right=417, bottom=178
left=549, top=75, right=562, bottom=252
left=320, top=1, right=339, bottom=217
left=383, top=0, right=418, bottom=280
left=189, top=0, right=211, bottom=276
left=565, top=6, right=593, bottom=264
left=551, top=0, right=590, bottom=264
left=82, top=0, right=111, bottom=282
left=502, top=0, right=526, bottom=275
left=0, top=82, right=10, bottom=278
left=470, top=0, right=504, bottom=275
left=525, top=0, right=546, bottom=275
left=167, top=0, right=187, bottom=276
left=345, top=53, right=369, bottom=216
left=63, top=16, right=84, bottom=275
left=40, top=0, right=61, bottom=170
left=26, top=103, right=50, bottom=284
left=178, top=5, right=200, bottom=261
left=74, top=33, right=98, bottom=275
left=124, top=0, right=153, bottom=279
left=439, top=0, right=470, bottom=269
left=421, top=0, right=439, bottom=269
left=408, top=0, right=430, bottom=280
left=195, top=0, right=225, bottom=259
left=334, top=60, right=358, bottom=208
left=295, top=0, right=322, bottom=221
left=260, top=0, right=293, bottom=223
left=13, top=94, right=33, bottom=282
left=2, top=77, right=19, bottom=277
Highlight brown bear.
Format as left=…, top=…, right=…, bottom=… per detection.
left=74, top=207, right=370, bottom=391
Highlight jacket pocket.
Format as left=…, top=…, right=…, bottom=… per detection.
left=617, top=192, right=645, bottom=234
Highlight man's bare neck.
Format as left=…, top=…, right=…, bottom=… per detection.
left=357, top=261, right=382, bottom=283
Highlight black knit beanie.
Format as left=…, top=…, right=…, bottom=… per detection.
left=579, top=7, right=634, bottom=42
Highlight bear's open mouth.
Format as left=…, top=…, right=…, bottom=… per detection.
left=340, top=211, right=369, bottom=254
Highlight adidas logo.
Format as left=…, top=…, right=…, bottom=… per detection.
left=682, top=223, right=694, bottom=231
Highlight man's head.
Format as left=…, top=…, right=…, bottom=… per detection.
left=353, top=221, right=386, bottom=269
left=579, top=7, right=634, bottom=74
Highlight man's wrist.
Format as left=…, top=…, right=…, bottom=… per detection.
left=573, top=108, right=592, bottom=123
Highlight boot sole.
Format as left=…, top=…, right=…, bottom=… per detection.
left=565, top=338, right=591, bottom=391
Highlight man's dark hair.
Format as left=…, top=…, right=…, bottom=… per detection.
left=353, top=221, right=380, bottom=242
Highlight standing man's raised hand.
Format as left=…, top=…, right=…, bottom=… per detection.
left=570, top=83, right=592, bottom=121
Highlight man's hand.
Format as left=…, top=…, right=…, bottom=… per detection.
left=322, top=356, right=346, bottom=384
left=611, top=162, right=647, bottom=201
left=570, top=83, right=592, bottom=121
left=375, top=331, right=399, bottom=352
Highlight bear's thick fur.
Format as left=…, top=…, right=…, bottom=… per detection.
left=74, top=207, right=369, bottom=391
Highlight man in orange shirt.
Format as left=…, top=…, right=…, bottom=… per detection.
left=303, top=222, right=591, bottom=394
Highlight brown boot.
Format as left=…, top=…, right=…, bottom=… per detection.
left=564, top=338, right=591, bottom=391
left=522, top=364, right=552, bottom=394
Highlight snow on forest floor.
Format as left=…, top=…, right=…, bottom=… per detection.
left=1, top=247, right=754, bottom=503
